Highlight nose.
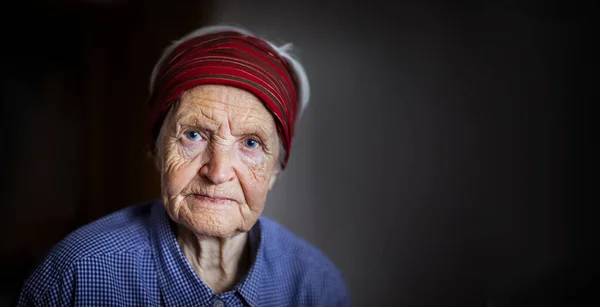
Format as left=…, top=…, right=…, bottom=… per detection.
left=200, top=145, right=235, bottom=185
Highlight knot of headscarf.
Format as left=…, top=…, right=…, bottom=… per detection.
left=149, top=30, right=299, bottom=168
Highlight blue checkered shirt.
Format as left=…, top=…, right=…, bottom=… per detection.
left=17, top=200, right=351, bottom=306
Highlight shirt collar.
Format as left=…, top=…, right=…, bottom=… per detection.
left=150, top=200, right=265, bottom=307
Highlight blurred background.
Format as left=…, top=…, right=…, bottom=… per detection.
left=1, top=0, right=597, bottom=306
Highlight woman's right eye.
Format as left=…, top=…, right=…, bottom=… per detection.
left=185, top=131, right=201, bottom=141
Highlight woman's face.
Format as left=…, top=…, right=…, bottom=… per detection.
left=156, top=85, right=280, bottom=238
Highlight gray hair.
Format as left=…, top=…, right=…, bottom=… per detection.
left=150, top=25, right=310, bottom=169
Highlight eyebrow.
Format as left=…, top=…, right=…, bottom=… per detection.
left=175, top=113, right=217, bottom=130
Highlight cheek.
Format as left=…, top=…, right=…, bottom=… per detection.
left=236, top=142, right=276, bottom=181
left=236, top=158, right=275, bottom=208
left=162, top=142, right=203, bottom=197
left=242, top=179, right=270, bottom=211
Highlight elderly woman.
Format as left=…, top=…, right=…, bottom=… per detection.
left=17, top=26, right=350, bottom=306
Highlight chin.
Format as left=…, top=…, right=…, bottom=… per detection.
left=164, top=197, right=238, bottom=237
left=185, top=211, right=241, bottom=238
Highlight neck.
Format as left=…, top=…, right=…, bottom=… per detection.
left=176, top=225, right=250, bottom=294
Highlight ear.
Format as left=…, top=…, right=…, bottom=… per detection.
left=268, top=169, right=279, bottom=190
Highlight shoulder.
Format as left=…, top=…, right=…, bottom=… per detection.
left=47, top=201, right=154, bottom=262
left=259, top=217, right=351, bottom=306
left=260, top=217, right=336, bottom=270
left=18, top=201, right=155, bottom=305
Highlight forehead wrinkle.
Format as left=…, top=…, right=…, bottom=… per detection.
left=181, top=98, right=260, bottom=122
left=173, top=104, right=217, bottom=129
left=175, top=85, right=276, bottom=137
left=186, top=85, right=265, bottom=111
left=229, top=109, right=276, bottom=136
left=230, top=117, right=274, bottom=134
left=187, top=86, right=262, bottom=110
left=230, top=111, right=269, bottom=125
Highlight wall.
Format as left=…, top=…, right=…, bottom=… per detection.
left=209, top=1, right=597, bottom=306
left=1, top=1, right=597, bottom=306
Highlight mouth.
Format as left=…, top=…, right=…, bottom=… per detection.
left=191, top=194, right=235, bottom=204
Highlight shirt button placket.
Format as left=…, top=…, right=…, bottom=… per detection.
left=212, top=298, right=226, bottom=307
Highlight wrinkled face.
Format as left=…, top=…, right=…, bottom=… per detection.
left=156, top=85, right=280, bottom=238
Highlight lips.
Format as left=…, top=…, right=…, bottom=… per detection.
left=192, top=194, right=235, bottom=203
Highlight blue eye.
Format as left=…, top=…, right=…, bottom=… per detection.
left=244, top=139, right=259, bottom=149
left=185, top=131, right=201, bottom=141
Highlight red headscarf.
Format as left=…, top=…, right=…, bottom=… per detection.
left=149, top=30, right=300, bottom=168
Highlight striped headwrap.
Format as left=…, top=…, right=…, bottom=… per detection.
left=149, top=29, right=301, bottom=168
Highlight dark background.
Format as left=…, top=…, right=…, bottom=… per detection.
left=1, top=0, right=597, bottom=306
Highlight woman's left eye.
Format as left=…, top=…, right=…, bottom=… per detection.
left=244, top=139, right=260, bottom=149
left=185, top=131, right=201, bottom=141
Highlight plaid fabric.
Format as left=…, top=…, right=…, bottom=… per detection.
left=17, top=200, right=351, bottom=306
